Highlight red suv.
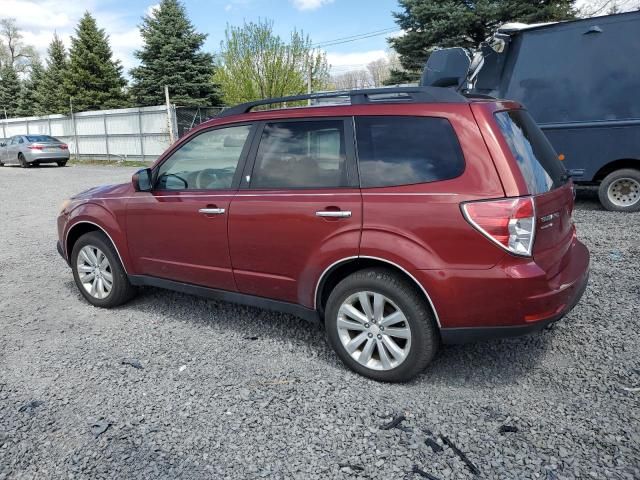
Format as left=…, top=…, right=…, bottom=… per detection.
left=57, top=87, right=589, bottom=382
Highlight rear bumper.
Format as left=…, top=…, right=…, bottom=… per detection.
left=440, top=268, right=589, bottom=344
left=416, top=238, right=590, bottom=342
left=25, top=150, right=69, bottom=162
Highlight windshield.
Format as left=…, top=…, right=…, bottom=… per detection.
left=494, top=110, right=567, bottom=194
left=26, top=135, right=58, bottom=143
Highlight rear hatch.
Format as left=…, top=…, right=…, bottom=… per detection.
left=493, top=109, right=575, bottom=276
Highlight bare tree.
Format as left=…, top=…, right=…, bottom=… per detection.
left=367, top=58, right=391, bottom=87
left=578, top=0, right=640, bottom=17
left=0, top=18, right=37, bottom=74
left=331, top=70, right=371, bottom=90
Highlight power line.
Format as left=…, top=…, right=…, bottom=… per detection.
left=312, top=27, right=398, bottom=48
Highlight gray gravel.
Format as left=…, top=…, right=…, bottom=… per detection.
left=1, top=164, right=639, bottom=480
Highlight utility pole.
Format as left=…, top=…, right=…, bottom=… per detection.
left=165, top=85, right=175, bottom=144
left=307, top=54, right=313, bottom=106
left=70, top=97, right=80, bottom=161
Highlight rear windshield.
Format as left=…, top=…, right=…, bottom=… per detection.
left=494, top=110, right=567, bottom=194
left=26, top=135, right=58, bottom=143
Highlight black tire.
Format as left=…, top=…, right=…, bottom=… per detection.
left=598, top=168, right=640, bottom=212
left=325, top=268, right=439, bottom=382
left=71, top=231, right=137, bottom=308
left=57, top=160, right=67, bottom=167
left=18, top=153, right=28, bottom=168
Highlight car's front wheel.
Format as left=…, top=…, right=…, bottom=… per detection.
left=71, top=231, right=137, bottom=308
left=325, top=268, right=439, bottom=382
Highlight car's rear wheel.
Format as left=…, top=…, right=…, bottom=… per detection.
left=71, top=231, right=137, bottom=308
left=18, top=153, right=28, bottom=168
left=325, top=268, right=438, bottom=382
left=599, top=169, right=640, bottom=212
left=57, top=160, right=67, bottom=167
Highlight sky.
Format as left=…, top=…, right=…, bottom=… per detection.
left=3, top=0, right=403, bottom=75
left=3, top=0, right=635, bottom=76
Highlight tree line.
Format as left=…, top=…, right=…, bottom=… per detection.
left=0, top=0, right=635, bottom=119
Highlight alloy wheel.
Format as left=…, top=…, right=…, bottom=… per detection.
left=336, top=291, right=412, bottom=371
left=76, top=245, right=113, bottom=299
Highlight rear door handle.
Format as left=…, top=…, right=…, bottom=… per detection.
left=199, top=208, right=225, bottom=215
left=315, top=210, right=352, bottom=218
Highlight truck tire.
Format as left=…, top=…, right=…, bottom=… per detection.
left=598, top=169, right=640, bottom=212
left=325, top=268, right=439, bottom=382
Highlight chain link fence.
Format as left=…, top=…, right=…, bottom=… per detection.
left=175, top=106, right=224, bottom=138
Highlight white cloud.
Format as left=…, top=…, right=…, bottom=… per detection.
left=4, top=0, right=144, bottom=75
left=291, top=0, right=334, bottom=11
left=326, top=49, right=387, bottom=73
left=225, top=4, right=233, bottom=11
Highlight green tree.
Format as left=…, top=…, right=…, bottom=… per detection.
left=15, top=60, right=45, bottom=117
left=130, top=0, right=220, bottom=106
left=64, top=12, right=127, bottom=111
left=214, top=19, right=329, bottom=105
left=387, top=0, right=577, bottom=83
left=0, top=63, right=20, bottom=118
left=40, top=34, right=69, bottom=114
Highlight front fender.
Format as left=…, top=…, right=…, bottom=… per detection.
left=62, top=201, right=134, bottom=273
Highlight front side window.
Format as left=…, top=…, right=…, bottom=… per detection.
left=494, top=110, right=567, bottom=194
left=250, top=120, right=348, bottom=189
left=355, top=116, right=465, bottom=188
left=156, top=125, right=251, bottom=190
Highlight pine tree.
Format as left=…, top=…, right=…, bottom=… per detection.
left=15, top=60, right=45, bottom=117
left=64, top=12, right=128, bottom=112
left=40, top=34, right=69, bottom=114
left=387, top=0, right=577, bottom=82
left=130, top=0, right=221, bottom=106
left=0, top=63, right=21, bottom=118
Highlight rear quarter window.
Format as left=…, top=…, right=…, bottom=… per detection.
left=494, top=110, right=567, bottom=194
left=355, top=116, right=465, bottom=188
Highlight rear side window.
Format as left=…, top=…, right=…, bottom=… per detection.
left=494, top=110, right=567, bottom=194
left=250, top=120, right=348, bottom=189
left=355, top=116, right=465, bottom=188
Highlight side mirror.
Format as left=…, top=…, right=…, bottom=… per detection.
left=132, top=168, right=153, bottom=192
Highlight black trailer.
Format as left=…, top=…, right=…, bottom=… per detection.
left=421, top=11, right=640, bottom=211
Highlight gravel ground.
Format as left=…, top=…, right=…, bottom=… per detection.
left=0, top=164, right=639, bottom=480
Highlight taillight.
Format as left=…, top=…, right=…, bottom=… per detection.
left=60, top=144, right=68, bottom=150
left=28, top=145, right=43, bottom=150
left=461, top=196, right=536, bottom=256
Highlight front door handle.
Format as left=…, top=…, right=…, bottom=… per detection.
left=315, top=210, right=352, bottom=218
left=199, top=208, right=225, bottom=215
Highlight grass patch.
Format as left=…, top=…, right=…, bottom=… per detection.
left=68, top=158, right=152, bottom=168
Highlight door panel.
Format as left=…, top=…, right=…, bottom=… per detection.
left=126, top=124, right=254, bottom=290
left=229, top=190, right=362, bottom=304
left=228, top=118, right=361, bottom=306
left=127, top=191, right=236, bottom=290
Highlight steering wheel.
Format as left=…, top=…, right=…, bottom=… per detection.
left=195, top=169, right=220, bottom=189
left=161, top=173, right=188, bottom=189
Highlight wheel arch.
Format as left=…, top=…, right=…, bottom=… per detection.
left=593, top=158, right=640, bottom=182
left=315, top=256, right=441, bottom=328
left=65, top=221, right=129, bottom=274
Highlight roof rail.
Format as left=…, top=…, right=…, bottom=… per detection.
left=217, top=86, right=468, bottom=118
